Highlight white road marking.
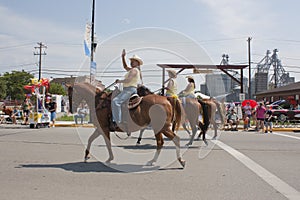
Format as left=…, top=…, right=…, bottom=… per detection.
left=211, top=139, right=300, bottom=200
left=272, top=132, right=300, bottom=140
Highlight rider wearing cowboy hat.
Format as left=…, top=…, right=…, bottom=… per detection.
left=165, top=69, right=178, bottom=97
left=111, top=49, right=143, bottom=128
left=179, top=75, right=196, bottom=98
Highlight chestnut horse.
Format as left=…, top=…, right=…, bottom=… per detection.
left=68, top=82, right=185, bottom=167
left=137, top=86, right=225, bottom=146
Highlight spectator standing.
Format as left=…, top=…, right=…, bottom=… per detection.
left=45, top=96, right=51, bottom=110
left=48, top=97, right=57, bottom=127
left=255, top=102, right=266, bottom=132
left=243, top=102, right=252, bottom=129
left=264, top=106, right=273, bottom=133
left=22, top=99, right=31, bottom=125
left=229, top=100, right=236, bottom=111
left=61, top=98, right=66, bottom=112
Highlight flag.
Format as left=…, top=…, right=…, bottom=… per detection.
left=84, top=40, right=90, bottom=56
left=84, top=23, right=91, bottom=57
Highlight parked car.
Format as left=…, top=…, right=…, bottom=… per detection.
left=268, top=103, right=300, bottom=122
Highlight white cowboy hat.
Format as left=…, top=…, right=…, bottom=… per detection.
left=167, top=69, right=177, bottom=78
left=185, top=75, right=194, bottom=80
left=129, top=55, right=143, bottom=65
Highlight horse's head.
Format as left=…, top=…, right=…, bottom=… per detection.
left=137, top=85, right=153, bottom=96
left=67, top=82, right=95, bottom=113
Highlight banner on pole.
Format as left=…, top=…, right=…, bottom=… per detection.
left=90, top=61, right=96, bottom=82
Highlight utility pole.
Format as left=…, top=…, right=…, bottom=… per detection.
left=34, top=42, right=47, bottom=80
left=247, top=37, right=252, bottom=99
left=90, top=0, right=96, bottom=83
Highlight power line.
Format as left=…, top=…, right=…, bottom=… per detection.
left=34, top=42, right=47, bottom=80
left=0, top=42, right=35, bottom=50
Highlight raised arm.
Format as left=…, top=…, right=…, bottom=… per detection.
left=122, top=49, right=131, bottom=71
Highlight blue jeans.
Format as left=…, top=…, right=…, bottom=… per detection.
left=112, top=87, right=136, bottom=123
left=50, top=112, right=56, bottom=121
left=74, top=114, right=85, bottom=124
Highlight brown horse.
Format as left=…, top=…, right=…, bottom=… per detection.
left=137, top=86, right=225, bottom=146
left=68, top=82, right=185, bottom=167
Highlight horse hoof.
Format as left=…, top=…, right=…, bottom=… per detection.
left=146, top=160, right=155, bottom=166
left=204, top=140, right=208, bottom=146
left=127, top=132, right=131, bottom=137
left=212, top=136, right=217, bottom=140
left=105, top=157, right=113, bottom=163
left=136, top=142, right=141, bottom=146
left=185, top=142, right=192, bottom=147
left=84, top=153, right=91, bottom=162
left=179, top=159, right=186, bottom=168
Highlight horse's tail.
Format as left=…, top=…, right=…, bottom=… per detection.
left=167, top=97, right=183, bottom=132
left=173, top=97, right=184, bottom=131
left=213, top=98, right=226, bottom=126
left=198, top=99, right=210, bottom=132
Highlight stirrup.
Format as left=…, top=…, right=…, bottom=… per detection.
left=110, top=122, right=118, bottom=131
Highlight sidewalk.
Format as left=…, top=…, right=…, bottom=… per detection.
left=55, top=121, right=94, bottom=128
left=54, top=122, right=300, bottom=132
left=1, top=121, right=300, bottom=132
left=222, top=124, right=300, bottom=133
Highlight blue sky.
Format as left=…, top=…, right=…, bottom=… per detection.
left=0, top=0, right=300, bottom=90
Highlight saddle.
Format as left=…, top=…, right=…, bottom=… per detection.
left=128, top=94, right=143, bottom=110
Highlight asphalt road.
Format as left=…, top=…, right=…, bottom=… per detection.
left=0, top=126, right=300, bottom=200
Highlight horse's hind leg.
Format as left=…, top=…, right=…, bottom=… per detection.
left=211, top=120, right=218, bottom=140
left=146, top=133, right=163, bottom=166
left=137, top=128, right=146, bottom=145
left=182, top=122, right=192, bottom=136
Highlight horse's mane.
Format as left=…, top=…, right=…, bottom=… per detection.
left=137, top=85, right=154, bottom=96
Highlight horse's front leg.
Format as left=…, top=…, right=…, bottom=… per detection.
left=102, top=128, right=114, bottom=163
left=85, top=128, right=101, bottom=162
left=85, top=128, right=114, bottom=163
left=146, top=133, right=163, bottom=166
left=186, top=122, right=198, bottom=146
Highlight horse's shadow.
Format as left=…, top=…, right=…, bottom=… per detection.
left=18, top=161, right=163, bottom=173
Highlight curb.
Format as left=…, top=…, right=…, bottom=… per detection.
left=55, top=123, right=300, bottom=132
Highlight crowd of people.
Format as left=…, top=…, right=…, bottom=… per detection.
left=0, top=94, right=57, bottom=127
left=225, top=101, right=274, bottom=133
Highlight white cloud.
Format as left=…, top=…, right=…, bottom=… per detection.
left=194, top=0, right=272, bottom=37
left=121, top=18, right=131, bottom=25
left=0, top=5, right=86, bottom=76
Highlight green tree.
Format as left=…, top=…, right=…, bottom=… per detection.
left=0, top=78, right=7, bottom=99
left=49, top=82, right=66, bottom=95
left=2, top=70, right=34, bottom=100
